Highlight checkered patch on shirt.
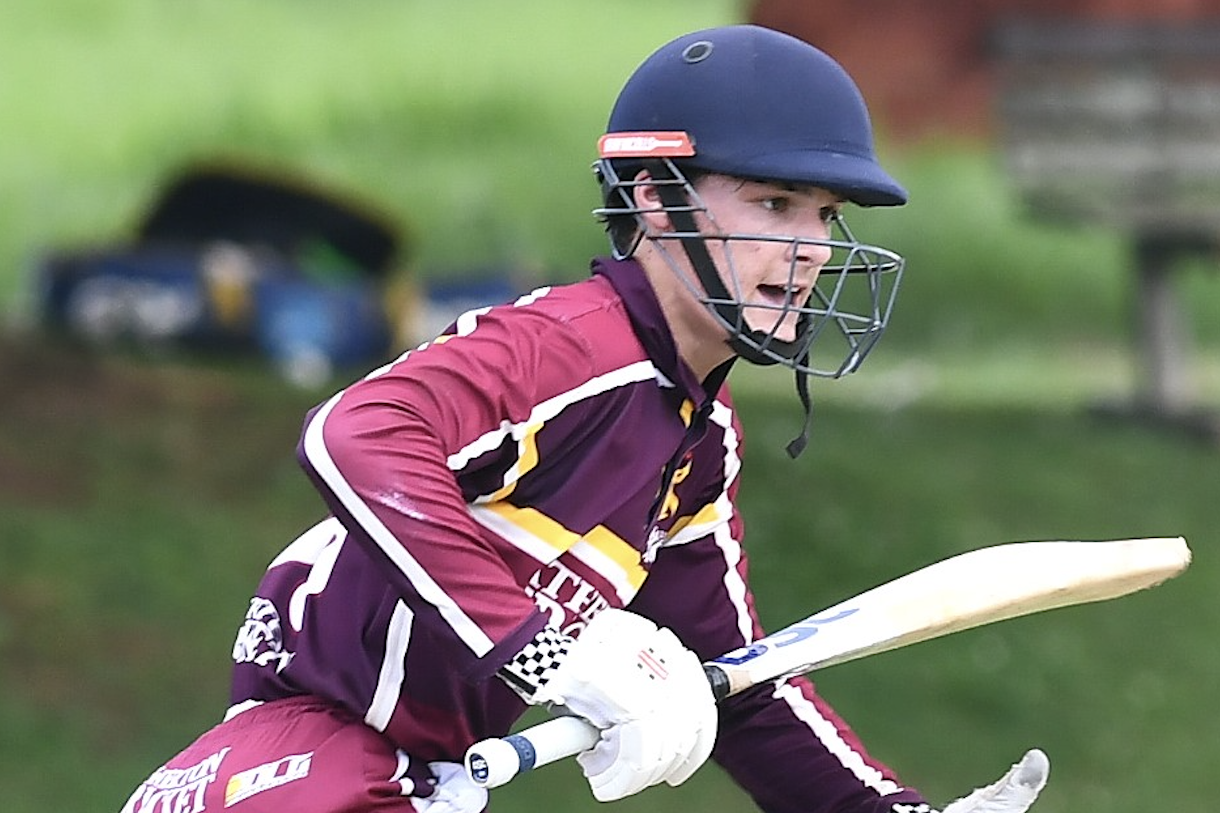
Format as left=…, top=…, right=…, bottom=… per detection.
left=497, top=626, right=572, bottom=701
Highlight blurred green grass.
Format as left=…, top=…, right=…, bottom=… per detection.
left=2, top=338, right=1217, bottom=813
left=4, top=2, right=1220, bottom=813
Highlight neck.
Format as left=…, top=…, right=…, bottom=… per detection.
left=636, top=244, right=734, bottom=381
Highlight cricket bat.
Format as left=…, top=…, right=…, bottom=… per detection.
left=465, top=536, right=1191, bottom=789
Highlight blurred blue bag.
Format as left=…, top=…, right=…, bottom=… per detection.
left=34, top=160, right=404, bottom=384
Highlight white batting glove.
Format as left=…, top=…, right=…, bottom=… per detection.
left=499, top=609, right=717, bottom=801
left=937, top=749, right=1050, bottom=813
left=414, top=761, right=488, bottom=813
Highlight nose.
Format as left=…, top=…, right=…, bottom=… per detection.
left=785, top=210, right=835, bottom=269
left=786, top=236, right=833, bottom=270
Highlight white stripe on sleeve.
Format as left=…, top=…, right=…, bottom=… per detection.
left=365, top=600, right=415, bottom=731
left=302, top=393, right=495, bottom=657
left=773, top=680, right=904, bottom=797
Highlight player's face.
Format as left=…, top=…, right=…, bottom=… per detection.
left=691, top=175, right=841, bottom=342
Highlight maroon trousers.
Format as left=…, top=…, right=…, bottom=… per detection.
left=119, top=696, right=464, bottom=813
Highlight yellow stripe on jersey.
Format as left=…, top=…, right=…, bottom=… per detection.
left=468, top=503, right=647, bottom=604
left=487, top=422, right=543, bottom=502
left=666, top=491, right=735, bottom=547
left=451, top=359, right=660, bottom=483
left=669, top=500, right=723, bottom=537
left=580, top=525, right=647, bottom=592
left=473, top=502, right=583, bottom=560
left=678, top=398, right=695, bottom=427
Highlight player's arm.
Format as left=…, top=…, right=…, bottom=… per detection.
left=628, top=525, right=931, bottom=813
left=632, top=539, right=1051, bottom=813
left=623, top=392, right=927, bottom=813
left=625, top=398, right=1049, bottom=813
left=295, top=306, right=580, bottom=678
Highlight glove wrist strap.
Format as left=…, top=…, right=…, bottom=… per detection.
left=496, top=626, right=573, bottom=701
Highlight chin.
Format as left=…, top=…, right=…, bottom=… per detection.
left=748, top=320, right=800, bottom=345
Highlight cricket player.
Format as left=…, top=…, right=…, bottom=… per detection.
left=119, top=25, right=1049, bottom=813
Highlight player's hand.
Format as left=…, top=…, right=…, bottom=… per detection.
left=530, top=608, right=717, bottom=801
left=938, top=748, right=1050, bottom=813
left=415, top=761, right=488, bottom=813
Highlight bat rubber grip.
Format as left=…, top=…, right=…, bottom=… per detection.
left=704, top=662, right=731, bottom=701
left=465, top=715, right=599, bottom=789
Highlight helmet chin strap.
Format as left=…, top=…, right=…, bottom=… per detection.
left=786, top=362, right=813, bottom=459
left=646, top=160, right=814, bottom=458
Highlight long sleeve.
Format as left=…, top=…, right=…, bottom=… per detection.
left=236, top=263, right=821, bottom=763
left=627, top=395, right=929, bottom=813
left=296, top=302, right=593, bottom=674
left=293, top=268, right=710, bottom=683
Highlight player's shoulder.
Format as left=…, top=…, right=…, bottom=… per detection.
left=512, top=275, right=626, bottom=325
left=497, top=276, right=644, bottom=364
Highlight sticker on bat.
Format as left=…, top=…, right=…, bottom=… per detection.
left=712, top=607, right=859, bottom=666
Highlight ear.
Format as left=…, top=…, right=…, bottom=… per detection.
left=629, top=170, right=671, bottom=233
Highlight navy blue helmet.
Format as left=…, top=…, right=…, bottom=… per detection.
left=594, top=25, right=909, bottom=455
left=605, top=25, right=907, bottom=207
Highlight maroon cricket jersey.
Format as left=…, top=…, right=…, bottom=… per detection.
left=228, top=257, right=928, bottom=813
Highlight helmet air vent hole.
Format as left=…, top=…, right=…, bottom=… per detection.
left=682, top=41, right=713, bottom=63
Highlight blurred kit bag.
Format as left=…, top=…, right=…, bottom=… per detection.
left=36, top=161, right=407, bottom=384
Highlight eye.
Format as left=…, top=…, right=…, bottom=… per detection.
left=820, top=205, right=842, bottom=225
left=760, top=196, right=790, bottom=213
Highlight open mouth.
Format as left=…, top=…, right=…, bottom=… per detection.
left=743, top=284, right=807, bottom=340
left=755, top=283, right=806, bottom=309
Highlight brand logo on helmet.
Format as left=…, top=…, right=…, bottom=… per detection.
left=598, top=131, right=696, bottom=159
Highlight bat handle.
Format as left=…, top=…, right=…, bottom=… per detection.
left=464, top=664, right=730, bottom=789
left=465, top=715, right=598, bottom=789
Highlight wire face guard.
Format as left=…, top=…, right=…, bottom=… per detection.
left=595, top=156, right=905, bottom=379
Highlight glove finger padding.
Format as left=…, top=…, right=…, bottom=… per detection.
left=578, top=692, right=707, bottom=800
left=941, top=749, right=1050, bottom=813
left=532, top=609, right=718, bottom=802
left=578, top=715, right=681, bottom=801
left=650, top=628, right=716, bottom=789
left=662, top=686, right=717, bottom=788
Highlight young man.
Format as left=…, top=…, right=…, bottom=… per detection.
left=120, top=25, right=1049, bottom=813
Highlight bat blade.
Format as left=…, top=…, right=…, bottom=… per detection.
left=465, top=536, right=1191, bottom=789
left=708, top=536, right=1191, bottom=695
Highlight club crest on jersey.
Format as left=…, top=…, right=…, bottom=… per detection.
left=232, top=597, right=294, bottom=673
